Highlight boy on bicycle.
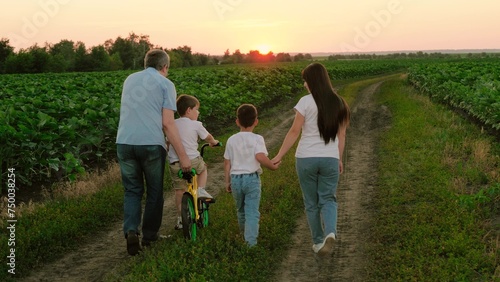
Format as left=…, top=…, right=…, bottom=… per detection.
left=224, top=104, right=280, bottom=246
left=168, top=94, right=219, bottom=230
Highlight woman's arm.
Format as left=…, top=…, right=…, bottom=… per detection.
left=271, top=110, right=304, bottom=163
left=337, top=121, right=348, bottom=174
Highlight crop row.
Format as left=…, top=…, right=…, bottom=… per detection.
left=407, top=59, right=500, bottom=130
left=0, top=60, right=406, bottom=187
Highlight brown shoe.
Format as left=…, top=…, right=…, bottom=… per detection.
left=317, top=233, right=336, bottom=256
left=126, top=231, right=141, bottom=256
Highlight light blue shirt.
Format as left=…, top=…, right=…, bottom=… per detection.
left=116, top=67, right=177, bottom=150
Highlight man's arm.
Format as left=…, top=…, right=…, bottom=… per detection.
left=163, top=108, right=191, bottom=171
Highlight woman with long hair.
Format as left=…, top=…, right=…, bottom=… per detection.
left=272, top=62, right=350, bottom=256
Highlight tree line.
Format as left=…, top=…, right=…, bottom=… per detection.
left=4, top=32, right=493, bottom=74
left=0, top=32, right=314, bottom=74
left=328, top=51, right=500, bottom=60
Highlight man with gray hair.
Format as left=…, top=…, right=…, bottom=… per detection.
left=116, top=49, right=191, bottom=255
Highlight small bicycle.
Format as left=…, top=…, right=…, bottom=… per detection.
left=177, top=142, right=222, bottom=241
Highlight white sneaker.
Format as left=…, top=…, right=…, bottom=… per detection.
left=312, top=243, right=324, bottom=253
left=312, top=233, right=336, bottom=255
left=174, top=216, right=182, bottom=230
left=197, top=188, right=213, bottom=199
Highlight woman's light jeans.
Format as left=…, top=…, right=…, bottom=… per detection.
left=296, top=157, right=339, bottom=245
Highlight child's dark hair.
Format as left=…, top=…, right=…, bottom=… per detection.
left=237, top=104, right=257, bottom=128
left=176, top=94, right=199, bottom=116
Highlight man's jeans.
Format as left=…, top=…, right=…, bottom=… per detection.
left=117, top=144, right=166, bottom=241
left=230, top=172, right=261, bottom=246
left=296, top=157, right=339, bottom=245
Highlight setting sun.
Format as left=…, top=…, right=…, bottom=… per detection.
left=256, top=44, right=272, bottom=54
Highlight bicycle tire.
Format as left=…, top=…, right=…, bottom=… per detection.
left=181, top=193, right=197, bottom=241
left=199, top=200, right=209, bottom=228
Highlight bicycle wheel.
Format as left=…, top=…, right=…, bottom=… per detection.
left=199, top=200, right=209, bottom=228
left=181, top=193, right=197, bottom=241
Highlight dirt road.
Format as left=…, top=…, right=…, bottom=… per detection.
left=21, top=80, right=389, bottom=282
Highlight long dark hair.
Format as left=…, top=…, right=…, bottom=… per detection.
left=302, top=63, right=350, bottom=144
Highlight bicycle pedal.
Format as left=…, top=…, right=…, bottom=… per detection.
left=204, top=198, right=216, bottom=204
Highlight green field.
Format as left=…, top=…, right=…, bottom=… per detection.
left=0, top=58, right=499, bottom=281
left=0, top=60, right=407, bottom=187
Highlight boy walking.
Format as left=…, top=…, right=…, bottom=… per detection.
left=168, top=94, right=219, bottom=230
left=224, top=104, right=280, bottom=246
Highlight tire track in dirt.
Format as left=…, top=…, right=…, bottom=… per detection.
left=275, top=81, right=391, bottom=281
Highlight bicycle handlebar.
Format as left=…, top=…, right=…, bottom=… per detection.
left=200, top=142, right=222, bottom=157
left=178, top=142, right=223, bottom=180
left=178, top=168, right=197, bottom=180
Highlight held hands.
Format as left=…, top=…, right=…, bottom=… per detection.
left=271, top=156, right=282, bottom=167
left=270, top=160, right=281, bottom=170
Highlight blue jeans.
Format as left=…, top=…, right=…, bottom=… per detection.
left=296, top=157, right=339, bottom=245
left=230, top=173, right=261, bottom=246
left=117, top=144, right=166, bottom=241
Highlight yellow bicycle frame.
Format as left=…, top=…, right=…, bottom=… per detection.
left=184, top=172, right=200, bottom=222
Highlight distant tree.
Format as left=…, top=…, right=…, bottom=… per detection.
left=166, top=49, right=183, bottom=68
left=246, top=50, right=261, bottom=63
left=89, top=45, right=111, bottom=71
left=223, top=49, right=230, bottom=60
left=232, top=49, right=244, bottom=64
left=109, top=37, right=134, bottom=69
left=5, top=50, right=33, bottom=73
left=169, top=46, right=194, bottom=67
left=275, top=52, right=292, bottom=62
left=128, top=33, right=153, bottom=69
left=28, top=44, right=50, bottom=73
left=192, top=52, right=210, bottom=66
left=47, top=54, right=68, bottom=72
left=107, top=32, right=152, bottom=69
left=0, top=38, right=14, bottom=73
left=49, top=39, right=76, bottom=71
left=293, top=53, right=304, bottom=61
left=74, top=42, right=93, bottom=72
left=109, top=52, right=124, bottom=71
left=263, top=51, right=275, bottom=62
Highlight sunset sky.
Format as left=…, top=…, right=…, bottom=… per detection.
left=2, top=0, right=500, bottom=55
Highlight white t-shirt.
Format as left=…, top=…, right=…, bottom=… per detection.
left=224, top=132, right=268, bottom=175
left=168, top=117, right=209, bottom=162
left=294, top=94, right=340, bottom=159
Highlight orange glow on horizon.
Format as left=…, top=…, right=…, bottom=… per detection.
left=255, top=44, right=272, bottom=54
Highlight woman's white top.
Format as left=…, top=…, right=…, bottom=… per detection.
left=294, top=94, right=339, bottom=159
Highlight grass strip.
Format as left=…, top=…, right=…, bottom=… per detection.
left=0, top=184, right=124, bottom=280
left=369, top=76, right=499, bottom=281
